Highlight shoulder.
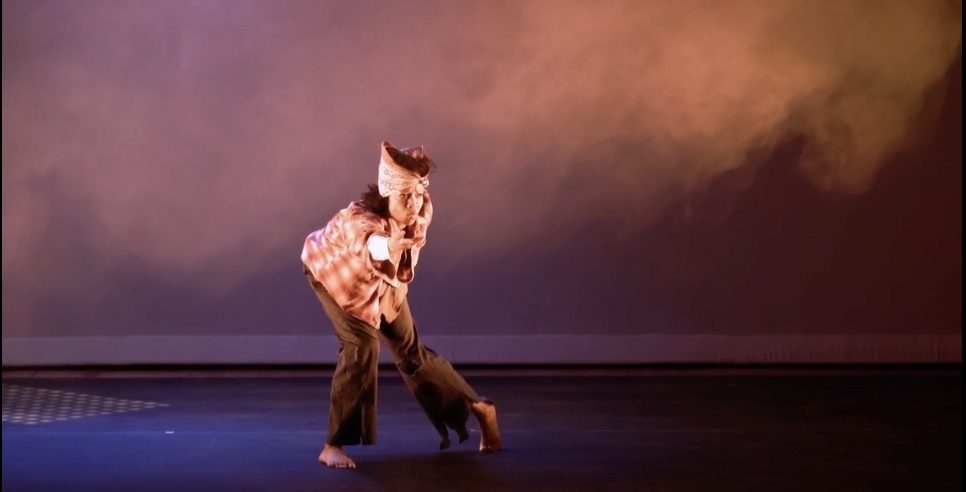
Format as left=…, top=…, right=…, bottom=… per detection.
left=345, top=201, right=385, bottom=225
left=334, top=202, right=387, bottom=239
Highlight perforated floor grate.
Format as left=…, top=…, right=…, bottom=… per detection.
left=2, top=383, right=169, bottom=425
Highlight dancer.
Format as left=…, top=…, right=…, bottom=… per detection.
left=302, top=141, right=502, bottom=469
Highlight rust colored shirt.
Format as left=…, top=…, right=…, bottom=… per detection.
left=302, top=195, right=432, bottom=328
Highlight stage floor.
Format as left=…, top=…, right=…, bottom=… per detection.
left=2, top=369, right=961, bottom=491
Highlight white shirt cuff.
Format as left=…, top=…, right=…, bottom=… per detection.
left=367, top=234, right=390, bottom=261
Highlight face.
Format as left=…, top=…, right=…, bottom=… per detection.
left=388, top=183, right=425, bottom=225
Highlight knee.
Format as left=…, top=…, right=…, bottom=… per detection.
left=341, top=338, right=379, bottom=366
left=397, top=357, right=421, bottom=376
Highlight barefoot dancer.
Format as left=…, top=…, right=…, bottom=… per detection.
left=302, top=141, right=502, bottom=469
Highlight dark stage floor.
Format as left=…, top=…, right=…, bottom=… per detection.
left=2, top=369, right=961, bottom=491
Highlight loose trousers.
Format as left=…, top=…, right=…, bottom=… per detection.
left=305, top=269, right=482, bottom=448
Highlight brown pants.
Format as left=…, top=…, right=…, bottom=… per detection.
left=305, top=269, right=481, bottom=448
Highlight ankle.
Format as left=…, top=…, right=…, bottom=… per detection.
left=472, top=400, right=494, bottom=411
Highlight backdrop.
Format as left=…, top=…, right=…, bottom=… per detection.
left=3, top=0, right=961, bottom=365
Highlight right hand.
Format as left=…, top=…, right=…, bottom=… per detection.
left=388, top=227, right=417, bottom=255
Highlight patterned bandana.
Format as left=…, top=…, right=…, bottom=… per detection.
left=377, top=144, right=430, bottom=197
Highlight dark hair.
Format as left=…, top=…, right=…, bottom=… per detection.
left=359, top=146, right=436, bottom=218
left=360, top=184, right=390, bottom=216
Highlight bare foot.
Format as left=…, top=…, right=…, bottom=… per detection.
left=319, top=444, right=356, bottom=469
left=471, top=400, right=502, bottom=452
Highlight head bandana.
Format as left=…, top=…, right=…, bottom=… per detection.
left=378, top=142, right=430, bottom=197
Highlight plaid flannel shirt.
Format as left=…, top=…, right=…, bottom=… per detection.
left=302, top=194, right=432, bottom=328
